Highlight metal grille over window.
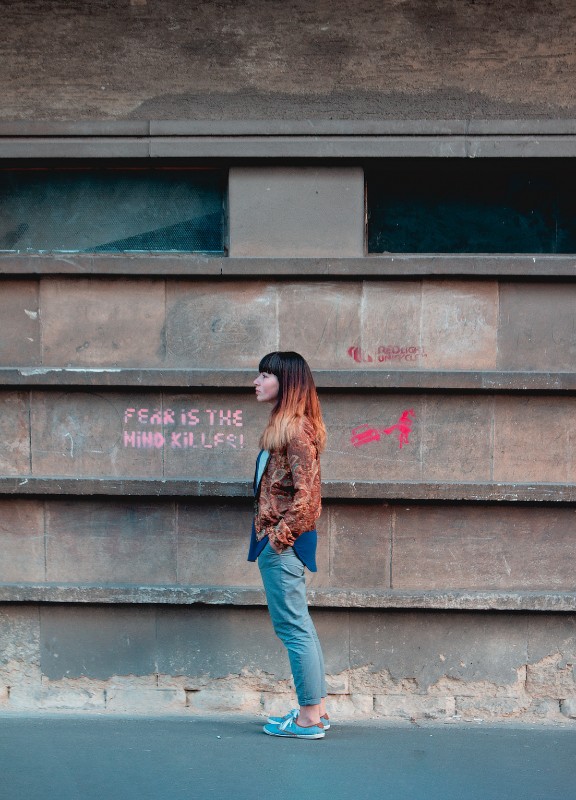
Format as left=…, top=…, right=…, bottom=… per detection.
left=367, top=159, right=576, bottom=254
left=0, top=165, right=226, bottom=253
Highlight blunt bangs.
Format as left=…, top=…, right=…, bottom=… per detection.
left=258, top=352, right=283, bottom=377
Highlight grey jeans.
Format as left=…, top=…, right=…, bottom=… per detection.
left=258, top=542, right=327, bottom=706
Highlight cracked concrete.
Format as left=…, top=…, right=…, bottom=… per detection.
left=1, top=656, right=574, bottom=722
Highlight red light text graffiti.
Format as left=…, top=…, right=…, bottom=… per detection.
left=348, top=345, right=427, bottom=364
left=351, top=409, right=415, bottom=450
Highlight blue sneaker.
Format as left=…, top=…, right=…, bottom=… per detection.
left=263, top=716, right=325, bottom=739
left=267, top=708, right=331, bottom=731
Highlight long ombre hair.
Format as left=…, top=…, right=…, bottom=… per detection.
left=258, top=351, right=326, bottom=453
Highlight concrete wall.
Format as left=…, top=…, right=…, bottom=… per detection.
left=1, top=0, right=576, bottom=720
left=1, top=162, right=575, bottom=720
left=2, top=604, right=576, bottom=720
left=2, top=0, right=576, bottom=120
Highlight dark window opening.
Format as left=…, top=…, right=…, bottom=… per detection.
left=367, top=159, right=576, bottom=254
left=0, top=164, right=226, bottom=254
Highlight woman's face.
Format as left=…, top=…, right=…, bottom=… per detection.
left=254, top=371, right=280, bottom=403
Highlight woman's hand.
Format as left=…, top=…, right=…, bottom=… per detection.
left=268, top=537, right=285, bottom=554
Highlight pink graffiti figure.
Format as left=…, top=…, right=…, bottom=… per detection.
left=383, top=409, right=415, bottom=449
left=350, top=425, right=382, bottom=447
left=350, top=409, right=415, bottom=450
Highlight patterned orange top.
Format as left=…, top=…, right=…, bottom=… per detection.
left=254, top=417, right=322, bottom=551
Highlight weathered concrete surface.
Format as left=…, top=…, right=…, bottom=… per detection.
left=3, top=498, right=576, bottom=593
left=7, top=388, right=576, bottom=484
left=3, top=367, right=576, bottom=393
left=2, top=254, right=576, bottom=279
left=1, top=603, right=575, bottom=721
left=3, top=278, right=576, bottom=372
left=2, top=0, right=576, bottom=120
left=1, top=585, right=576, bottom=613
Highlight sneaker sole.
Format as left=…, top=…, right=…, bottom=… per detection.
left=267, top=716, right=330, bottom=730
left=263, top=727, right=325, bottom=739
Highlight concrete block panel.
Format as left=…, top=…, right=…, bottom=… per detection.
left=157, top=606, right=290, bottom=680
left=31, top=391, right=164, bottom=477
left=498, top=283, right=576, bottom=371
left=494, top=397, right=576, bottom=483
left=527, top=616, right=576, bottom=700
left=40, top=605, right=157, bottom=680
left=29, top=388, right=260, bottom=481
left=318, top=279, right=497, bottom=372
left=527, top=614, right=576, bottom=700
left=0, top=499, right=45, bottom=582
left=421, top=395, right=493, bottom=481
left=528, top=616, right=576, bottom=664
left=421, top=281, right=498, bottom=370
left=359, top=281, right=424, bottom=370
left=328, top=504, right=392, bottom=589
left=106, top=686, right=185, bottom=713
left=157, top=606, right=350, bottom=679
left=313, top=608, right=353, bottom=675
left=393, top=506, right=576, bottom=591
left=0, top=605, right=40, bottom=672
left=8, top=684, right=106, bottom=712
left=229, top=167, right=365, bottom=257
left=279, top=282, right=362, bottom=369
left=177, top=500, right=259, bottom=587
left=349, top=610, right=528, bottom=689
left=46, top=500, right=177, bottom=584
left=41, top=278, right=166, bottom=367
left=324, top=393, right=422, bottom=482
left=165, top=281, right=278, bottom=369
left=0, top=280, right=40, bottom=366
left=0, top=392, right=30, bottom=475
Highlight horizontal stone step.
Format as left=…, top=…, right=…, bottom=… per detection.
left=0, top=582, right=574, bottom=611
left=2, top=133, right=576, bottom=158
left=2, top=477, right=575, bottom=502
left=1, top=119, right=576, bottom=136
left=2, top=368, right=576, bottom=392
left=1, top=254, right=576, bottom=277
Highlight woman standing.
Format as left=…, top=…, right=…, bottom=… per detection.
left=248, top=351, right=329, bottom=739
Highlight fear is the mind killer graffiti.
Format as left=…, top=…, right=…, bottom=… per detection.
left=123, top=407, right=245, bottom=449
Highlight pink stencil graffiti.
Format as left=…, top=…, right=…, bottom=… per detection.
left=123, top=430, right=244, bottom=449
left=123, top=408, right=243, bottom=427
left=351, top=409, right=415, bottom=450
left=123, top=406, right=245, bottom=449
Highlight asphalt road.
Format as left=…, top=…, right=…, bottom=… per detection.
left=0, top=715, right=574, bottom=800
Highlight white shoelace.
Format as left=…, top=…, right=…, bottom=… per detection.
left=279, top=709, right=299, bottom=730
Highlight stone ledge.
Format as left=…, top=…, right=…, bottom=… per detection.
left=1, top=477, right=575, bottom=503
left=1, top=120, right=575, bottom=136
left=1, top=254, right=576, bottom=277
left=2, top=367, right=576, bottom=392
left=0, top=582, right=575, bottom=611
left=2, top=133, right=576, bottom=158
